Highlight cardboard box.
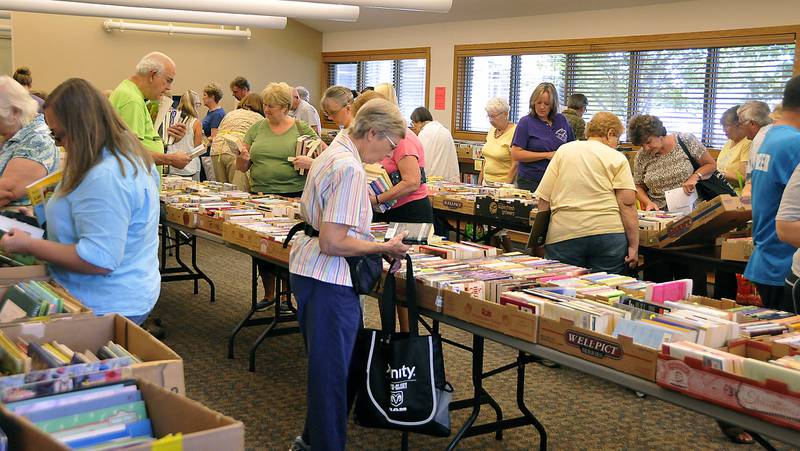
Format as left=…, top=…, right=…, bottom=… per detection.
left=0, top=315, right=185, bottom=394
left=164, top=205, right=198, bottom=228
left=0, top=282, right=93, bottom=325
left=221, top=222, right=253, bottom=249
left=537, top=316, right=658, bottom=381
left=391, top=273, right=441, bottom=312
left=443, top=290, right=538, bottom=342
left=256, top=237, right=291, bottom=265
left=0, top=265, right=48, bottom=286
left=474, top=197, right=535, bottom=223
left=657, top=353, right=800, bottom=431
left=648, top=195, right=751, bottom=248
left=431, top=195, right=476, bottom=216
left=721, top=236, right=754, bottom=262
left=639, top=229, right=661, bottom=247
left=197, top=214, right=224, bottom=235
left=0, top=377, right=244, bottom=451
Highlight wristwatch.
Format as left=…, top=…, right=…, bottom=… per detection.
left=694, top=171, right=704, bottom=179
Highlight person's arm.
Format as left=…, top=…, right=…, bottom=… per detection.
left=683, top=149, right=717, bottom=194
left=505, top=160, right=518, bottom=183
left=236, top=143, right=252, bottom=172
left=636, top=184, right=658, bottom=211
left=510, top=146, right=555, bottom=163
left=318, top=222, right=408, bottom=260
left=615, top=188, right=640, bottom=268
left=777, top=220, right=800, bottom=247
left=0, top=231, right=108, bottom=274
left=0, top=158, right=47, bottom=206
left=776, top=165, right=800, bottom=247
left=369, top=155, right=420, bottom=206
left=192, top=120, right=203, bottom=148
left=537, top=198, right=550, bottom=212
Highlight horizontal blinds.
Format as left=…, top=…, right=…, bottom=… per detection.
left=330, top=63, right=357, bottom=90
left=397, top=58, right=427, bottom=122
left=567, top=51, right=630, bottom=125
left=516, top=54, right=566, bottom=124
left=463, top=55, right=512, bottom=132
left=362, top=60, right=395, bottom=90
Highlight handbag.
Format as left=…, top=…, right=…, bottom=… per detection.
left=676, top=135, right=737, bottom=201
left=351, top=255, right=452, bottom=437
left=283, top=222, right=382, bottom=295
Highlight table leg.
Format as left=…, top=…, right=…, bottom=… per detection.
left=447, top=334, right=485, bottom=451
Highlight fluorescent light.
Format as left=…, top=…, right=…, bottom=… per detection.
left=63, top=0, right=359, bottom=22
left=0, top=10, right=9, bottom=19
left=104, top=19, right=251, bottom=38
left=0, top=0, right=287, bottom=29
left=297, top=0, right=452, bottom=13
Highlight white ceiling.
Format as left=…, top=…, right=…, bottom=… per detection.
left=298, top=0, right=687, bottom=33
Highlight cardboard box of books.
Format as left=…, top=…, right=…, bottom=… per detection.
left=721, top=236, right=754, bottom=262
left=0, top=265, right=48, bottom=286
left=197, top=214, right=224, bottom=235
left=657, top=341, right=800, bottom=431
left=0, top=377, right=244, bottom=450
left=0, top=280, right=92, bottom=325
left=0, top=315, right=185, bottom=394
left=649, top=195, right=751, bottom=248
left=391, top=272, right=441, bottom=312
left=537, top=316, right=659, bottom=381
left=256, top=237, right=292, bottom=265
left=474, top=197, right=535, bottom=223
left=164, top=204, right=198, bottom=228
left=443, top=290, right=538, bottom=342
left=431, top=195, right=476, bottom=216
left=221, top=221, right=255, bottom=249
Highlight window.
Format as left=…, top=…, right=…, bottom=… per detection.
left=323, top=48, right=430, bottom=124
left=453, top=27, right=799, bottom=147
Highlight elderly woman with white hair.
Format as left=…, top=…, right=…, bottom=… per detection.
left=0, top=76, right=60, bottom=206
left=479, top=97, right=517, bottom=184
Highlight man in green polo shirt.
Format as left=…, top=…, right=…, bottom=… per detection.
left=110, top=51, right=191, bottom=170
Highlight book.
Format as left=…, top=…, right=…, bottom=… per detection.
left=385, top=222, right=435, bottom=245
left=0, top=215, right=44, bottom=240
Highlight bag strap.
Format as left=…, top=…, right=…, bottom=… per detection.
left=404, top=254, right=420, bottom=337
left=283, top=222, right=306, bottom=248
left=675, top=134, right=701, bottom=171
left=380, top=271, right=398, bottom=334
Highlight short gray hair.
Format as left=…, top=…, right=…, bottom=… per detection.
left=321, top=85, right=353, bottom=110
left=485, top=97, right=510, bottom=116
left=296, top=86, right=310, bottom=102
left=135, top=51, right=174, bottom=76
left=349, top=98, right=407, bottom=140
left=0, top=75, right=38, bottom=130
left=737, top=101, right=772, bottom=127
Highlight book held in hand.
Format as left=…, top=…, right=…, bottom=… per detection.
left=384, top=222, right=435, bottom=245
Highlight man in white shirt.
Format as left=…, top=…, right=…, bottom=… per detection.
left=411, top=106, right=460, bottom=182
left=290, top=86, right=321, bottom=135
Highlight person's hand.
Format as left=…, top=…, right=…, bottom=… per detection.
left=642, top=200, right=659, bottom=211
left=167, top=123, right=187, bottom=141
left=624, top=246, right=639, bottom=269
left=369, top=194, right=378, bottom=207
left=382, top=232, right=410, bottom=260
left=293, top=155, right=314, bottom=171
left=1, top=229, right=33, bottom=254
left=239, top=146, right=251, bottom=162
left=169, top=152, right=192, bottom=170
left=683, top=173, right=700, bottom=195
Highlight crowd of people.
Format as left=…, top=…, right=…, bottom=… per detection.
left=0, top=48, right=798, bottom=449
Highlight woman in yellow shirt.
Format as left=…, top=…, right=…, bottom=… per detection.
left=479, top=97, right=516, bottom=184
left=717, top=104, right=751, bottom=187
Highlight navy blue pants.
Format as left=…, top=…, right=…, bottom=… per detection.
left=545, top=232, right=628, bottom=274
left=291, top=273, right=361, bottom=451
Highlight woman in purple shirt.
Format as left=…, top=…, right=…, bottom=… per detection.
left=511, top=82, right=575, bottom=192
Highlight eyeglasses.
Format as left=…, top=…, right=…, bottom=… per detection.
left=50, top=129, right=64, bottom=146
left=381, top=132, right=398, bottom=150
left=325, top=106, right=344, bottom=121
left=487, top=111, right=506, bottom=119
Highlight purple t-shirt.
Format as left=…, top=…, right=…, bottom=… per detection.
left=511, top=113, right=574, bottom=181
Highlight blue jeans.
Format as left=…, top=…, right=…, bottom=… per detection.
left=125, top=312, right=151, bottom=326
left=291, top=274, right=362, bottom=451
left=545, top=233, right=628, bottom=274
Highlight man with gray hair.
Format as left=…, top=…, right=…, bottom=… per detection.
left=738, top=100, right=775, bottom=201
left=296, top=86, right=310, bottom=103
left=109, top=51, right=190, bottom=170
left=289, top=86, right=321, bottom=135
left=563, top=93, right=588, bottom=140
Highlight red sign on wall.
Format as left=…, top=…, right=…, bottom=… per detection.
left=434, top=86, right=446, bottom=110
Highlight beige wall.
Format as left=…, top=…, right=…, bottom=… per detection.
left=11, top=13, right=322, bottom=113
left=0, top=37, right=11, bottom=78
left=323, top=0, right=800, bottom=127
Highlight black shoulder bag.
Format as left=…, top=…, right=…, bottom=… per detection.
left=351, top=255, right=452, bottom=436
left=283, top=222, right=383, bottom=295
left=676, top=135, right=737, bottom=201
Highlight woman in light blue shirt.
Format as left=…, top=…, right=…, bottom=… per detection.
left=0, top=78, right=161, bottom=325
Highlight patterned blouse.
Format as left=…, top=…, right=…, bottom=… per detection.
left=0, top=114, right=60, bottom=204
left=633, top=132, right=705, bottom=209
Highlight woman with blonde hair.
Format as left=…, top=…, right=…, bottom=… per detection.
left=0, top=78, right=160, bottom=324
left=534, top=112, right=638, bottom=273
left=166, top=90, right=203, bottom=179
left=511, top=82, right=575, bottom=192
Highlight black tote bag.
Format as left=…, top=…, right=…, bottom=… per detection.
left=676, top=135, right=737, bottom=201
left=351, top=255, right=452, bottom=437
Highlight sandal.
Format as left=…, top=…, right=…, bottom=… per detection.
left=720, top=424, right=754, bottom=444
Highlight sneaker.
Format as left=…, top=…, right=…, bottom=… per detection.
left=289, top=435, right=310, bottom=451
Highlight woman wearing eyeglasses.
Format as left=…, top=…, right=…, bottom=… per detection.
left=0, top=78, right=160, bottom=325
left=0, top=76, right=60, bottom=206
left=511, top=82, right=575, bottom=192
left=480, top=97, right=517, bottom=185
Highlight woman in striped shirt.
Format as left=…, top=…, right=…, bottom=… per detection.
left=288, top=98, right=409, bottom=451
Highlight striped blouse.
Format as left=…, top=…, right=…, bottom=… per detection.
left=289, top=133, right=373, bottom=286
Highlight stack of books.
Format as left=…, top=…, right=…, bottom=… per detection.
left=0, top=281, right=86, bottom=322
left=364, top=164, right=395, bottom=213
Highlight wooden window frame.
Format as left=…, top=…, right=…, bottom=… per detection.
left=452, top=26, right=800, bottom=142
left=321, top=47, right=431, bottom=129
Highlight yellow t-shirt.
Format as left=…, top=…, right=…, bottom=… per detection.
left=535, top=140, right=636, bottom=245
left=717, top=138, right=751, bottom=182
left=481, top=124, right=516, bottom=183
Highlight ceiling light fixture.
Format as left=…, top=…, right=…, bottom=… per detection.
left=104, top=19, right=251, bottom=39
left=297, top=0, right=452, bottom=13
left=0, top=0, right=287, bottom=29
left=64, top=0, right=359, bottom=22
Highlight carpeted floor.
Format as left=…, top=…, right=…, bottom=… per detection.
left=152, top=239, right=796, bottom=450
